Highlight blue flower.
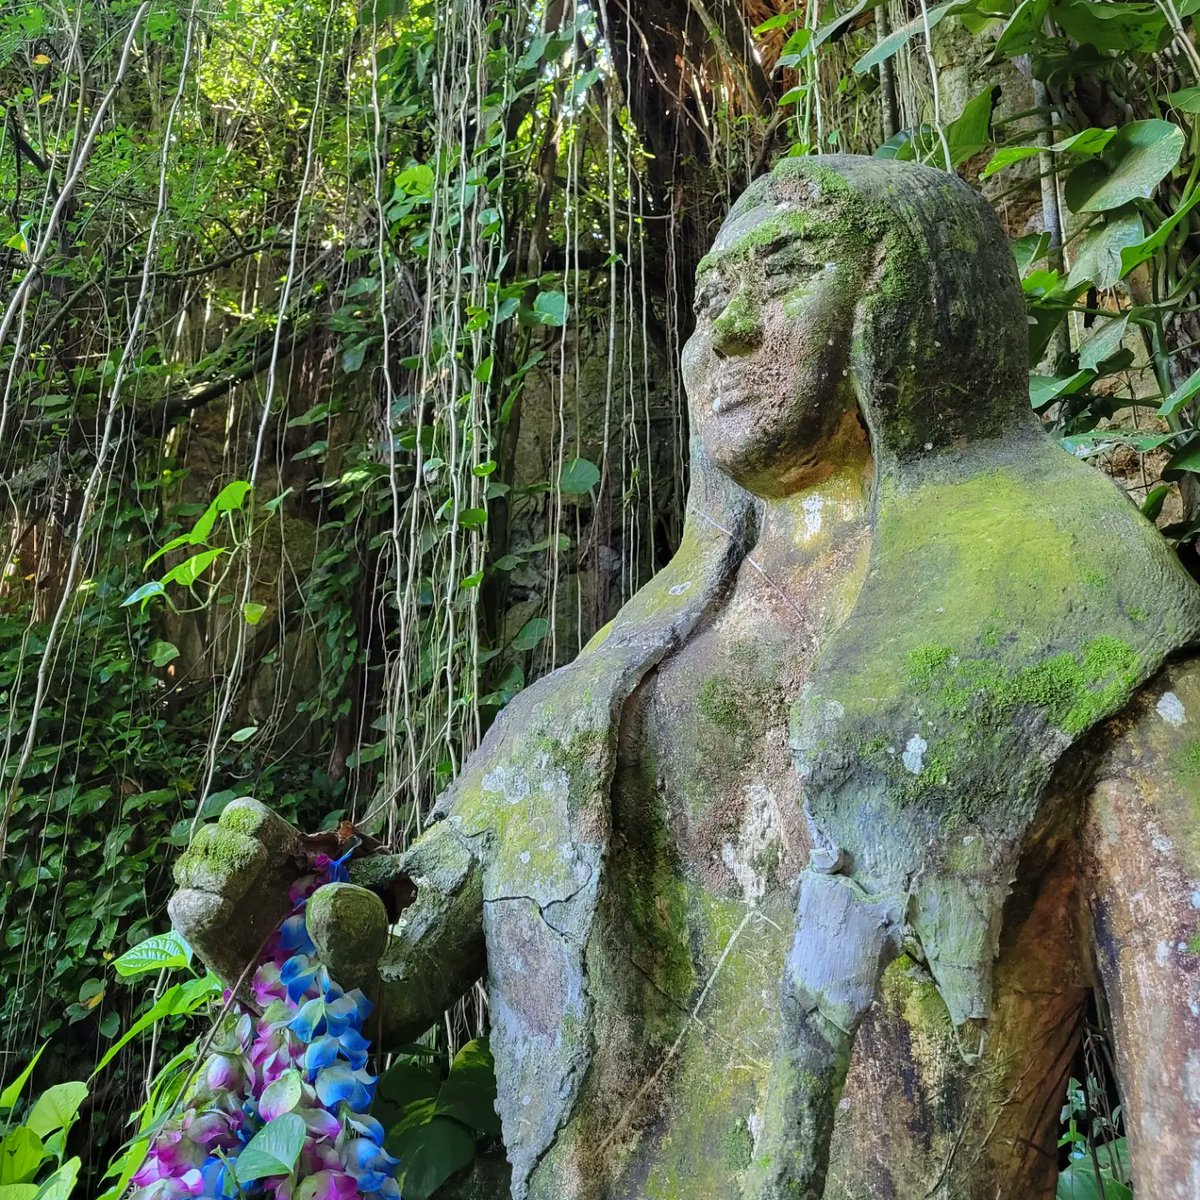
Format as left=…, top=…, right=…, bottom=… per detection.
left=366, top=1180, right=401, bottom=1200
left=279, top=954, right=320, bottom=1004
left=313, top=1063, right=375, bottom=1110
left=328, top=847, right=353, bottom=884
left=198, top=1154, right=233, bottom=1198
left=344, top=1112, right=386, bottom=1146
left=288, top=997, right=326, bottom=1042
left=335, top=1027, right=370, bottom=1071
left=323, top=994, right=363, bottom=1037
left=344, top=1136, right=399, bottom=1186
left=303, top=1035, right=340, bottom=1073
left=279, top=913, right=316, bottom=956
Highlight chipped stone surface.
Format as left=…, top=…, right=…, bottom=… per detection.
left=1082, top=659, right=1200, bottom=1200
left=901, top=734, right=927, bottom=774
left=1158, top=690, right=1187, bottom=726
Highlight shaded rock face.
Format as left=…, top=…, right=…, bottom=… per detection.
left=172, top=156, right=1200, bottom=1200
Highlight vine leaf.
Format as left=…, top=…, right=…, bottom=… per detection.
left=26, top=1083, right=87, bottom=1138
left=120, top=581, right=165, bottom=608
left=29, top=1157, right=79, bottom=1200
left=853, top=0, right=974, bottom=74
left=0, top=1128, right=46, bottom=1185
left=993, top=0, right=1050, bottom=57
left=1064, top=120, right=1184, bottom=213
left=1163, top=436, right=1200, bottom=481
left=387, top=1117, right=476, bottom=1200
left=558, top=457, right=600, bottom=495
left=0, top=1045, right=46, bottom=1111
left=147, top=640, right=180, bottom=667
left=1065, top=212, right=1144, bottom=290
left=112, top=931, right=192, bottom=978
left=1158, top=366, right=1200, bottom=418
left=1164, top=86, right=1200, bottom=113
left=512, top=618, right=549, bottom=652
left=532, top=291, right=568, bottom=326
left=433, top=1038, right=501, bottom=1136
left=1118, top=184, right=1200, bottom=277
left=1077, top=315, right=1129, bottom=371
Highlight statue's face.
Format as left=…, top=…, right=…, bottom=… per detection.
left=681, top=201, right=863, bottom=498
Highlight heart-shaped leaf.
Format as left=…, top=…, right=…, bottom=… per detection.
left=235, top=1113, right=306, bottom=1184
left=558, top=457, right=600, bottom=496
left=1077, top=315, right=1129, bottom=371
left=434, top=1038, right=501, bottom=1136
left=112, top=932, right=191, bottom=978
left=1066, top=213, right=1145, bottom=290
left=0, top=1129, right=46, bottom=1186
left=26, top=1083, right=87, bottom=1138
left=147, top=640, right=180, bottom=668
left=389, top=1117, right=477, bottom=1200
left=512, top=617, right=550, bottom=652
left=532, top=290, right=568, bottom=327
left=1065, top=121, right=1184, bottom=213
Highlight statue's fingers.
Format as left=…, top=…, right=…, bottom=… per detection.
left=214, top=797, right=302, bottom=865
left=172, top=822, right=269, bottom=898
left=306, top=882, right=389, bottom=992
left=169, top=797, right=303, bottom=989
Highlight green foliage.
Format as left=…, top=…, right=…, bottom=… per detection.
left=0, top=942, right=218, bottom=1200
left=376, top=1038, right=500, bottom=1199
left=235, top=1113, right=307, bottom=1184
left=1058, top=1076, right=1132, bottom=1199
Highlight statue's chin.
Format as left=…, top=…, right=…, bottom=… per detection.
left=702, top=426, right=820, bottom=499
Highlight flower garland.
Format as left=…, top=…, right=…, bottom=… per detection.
left=130, top=854, right=400, bottom=1200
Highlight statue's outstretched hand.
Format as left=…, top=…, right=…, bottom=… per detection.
left=168, top=797, right=306, bottom=989
left=169, top=800, right=486, bottom=1047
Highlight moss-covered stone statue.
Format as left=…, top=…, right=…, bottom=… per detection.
left=170, top=156, right=1200, bottom=1200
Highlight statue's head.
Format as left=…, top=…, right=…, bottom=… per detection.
left=682, top=155, right=1032, bottom=498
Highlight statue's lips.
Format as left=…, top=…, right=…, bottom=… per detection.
left=711, top=383, right=752, bottom=415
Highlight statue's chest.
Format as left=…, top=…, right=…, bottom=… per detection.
left=582, top=538, right=870, bottom=1197
left=617, top=577, right=816, bottom=902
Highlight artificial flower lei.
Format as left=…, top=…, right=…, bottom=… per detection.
left=131, top=852, right=401, bottom=1200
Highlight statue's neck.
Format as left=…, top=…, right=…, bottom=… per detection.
left=753, top=432, right=873, bottom=575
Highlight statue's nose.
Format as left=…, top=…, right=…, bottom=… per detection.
left=710, top=291, right=763, bottom=358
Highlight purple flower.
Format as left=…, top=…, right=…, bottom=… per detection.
left=298, top=1104, right=342, bottom=1140
left=294, top=1169, right=359, bottom=1200
left=202, top=1052, right=243, bottom=1093
left=129, top=1169, right=205, bottom=1200
left=132, top=847, right=401, bottom=1200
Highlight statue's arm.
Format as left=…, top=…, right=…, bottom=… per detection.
left=312, top=820, right=486, bottom=1044
left=169, top=800, right=485, bottom=1046
left=1080, top=659, right=1200, bottom=1198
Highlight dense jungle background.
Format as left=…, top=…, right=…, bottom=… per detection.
left=1, top=0, right=1198, bottom=1195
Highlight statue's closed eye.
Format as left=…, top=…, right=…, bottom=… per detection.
left=694, top=286, right=729, bottom=318
left=764, top=244, right=823, bottom=277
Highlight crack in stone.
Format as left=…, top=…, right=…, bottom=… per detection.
left=483, top=869, right=596, bottom=942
